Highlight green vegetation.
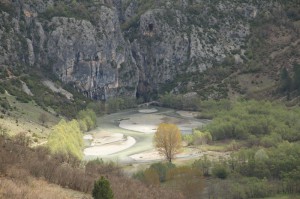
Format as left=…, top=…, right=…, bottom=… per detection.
left=204, top=100, right=300, bottom=143
left=105, top=97, right=137, bottom=113
left=41, top=2, right=89, bottom=21
left=134, top=162, right=203, bottom=198
left=183, top=129, right=212, bottom=146
left=39, top=0, right=109, bottom=24
left=198, top=142, right=300, bottom=198
left=92, top=176, right=114, bottom=199
left=0, top=96, right=11, bottom=114
left=159, top=66, right=233, bottom=99
left=0, top=0, right=16, bottom=16
left=1, top=67, right=137, bottom=119
left=160, top=93, right=231, bottom=116
left=293, top=64, right=300, bottom=91
left=1, top=79, right=32, bottom=103
left=23, top=75, right=87, bottom=118
left=48, top=108, right=97, bottom=159
left=212, top=163, right=229, bottom=179
left=0, top=124, right=7, bottom=136
left=1, top=70, right=88, bottom=118
left=47, top=119, right=84, bottom=160
left=279, top=67, right=293, bottom=94
left=279, top=64, right=300, bottom=97
left=192, top=155, right=211, bottom=176
left=132, top=98, right=300, bottom=198
left=77, top=109, right=97, bottom=132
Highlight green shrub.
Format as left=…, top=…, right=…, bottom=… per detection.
left=92, top=176, right=114, bottom=199
left=205, top=100, right=300, bottom=142
left=106, top=97, right=136, bottom=113
left=77, top=109, right=97, bottom=131
left=47, top=119, right=84, bottom=160
left=193, top=155, right=212, bottom=176
left=40, top=2, right=90, bottom=21
left=183, top=130, right=212, bottom=145
left=0, top=97, right=10, bottom=110
left=212, top=164, right=229, bottom=179
left=149, top=162, right=175, bottom=182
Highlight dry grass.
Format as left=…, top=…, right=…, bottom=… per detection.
left=0, top=135, right=184, bottom=199
left=0, top=176, right=91, bottom=199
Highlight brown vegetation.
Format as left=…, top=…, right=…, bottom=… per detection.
left=0, top=134, right=184, bottom=199
left=0, top=176, right=91, bottom=199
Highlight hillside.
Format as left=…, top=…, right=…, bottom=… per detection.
left=1, top=1, right=300, bottom=198
left=0, top=0, right=299, bottom=102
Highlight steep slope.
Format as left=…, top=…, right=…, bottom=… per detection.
left=0, top=0, right=299, bottom=101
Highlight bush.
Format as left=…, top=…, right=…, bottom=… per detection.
left=149, top=162, right=175, bottom=182
left=47, top=119, right=84, bottom=160
left=212, top=164, right=229, bottom=179
left=92, top=176, right=114, bottom=199
left=77, top=109, right=97, bottom=131
left=205, top=100, right=300, bottom=142
left=192, top=155, right=212, bottom=176
left=105, top=97, right=137, bottom=113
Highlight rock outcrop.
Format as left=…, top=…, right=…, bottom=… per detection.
left=0, top=0, right=296, bottom=100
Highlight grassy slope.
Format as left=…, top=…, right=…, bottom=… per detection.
left=0, top=92, right=60, bottom=145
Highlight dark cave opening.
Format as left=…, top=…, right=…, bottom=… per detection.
left=148, top=23, right=154, bottom=32
left=135, top=80, right=158, bottom=103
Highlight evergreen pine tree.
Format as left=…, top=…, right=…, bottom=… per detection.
left=293, top=64, right=300, bottom=91
left=280, top=67, right=292, bottom=92
left=92, top=176, right=114, bottom=199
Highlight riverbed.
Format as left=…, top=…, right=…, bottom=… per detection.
left=83, top=107, right=211, bottom=164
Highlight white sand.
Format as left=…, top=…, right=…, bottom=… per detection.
left=83, top=134, right=93, bottom=140
left=119, top=114, right=164, bottom=133
left=129, top=148, right=203, bottom=162
left=84, top=133, right=136, bottom=156
left=130, top=150, right=164, bottom=161
left=176, top=111, right=200, bottom=118
left=138, top=108, right=158, bottom=113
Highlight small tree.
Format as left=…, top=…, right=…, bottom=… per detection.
left=153, top=123, right=182, bottom=163
left=38, top=113, right=48, bottom=125
left=92, top=176, right=114, bottom=199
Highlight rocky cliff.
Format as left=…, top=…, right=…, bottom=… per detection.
left=0, top=0, right=299, bottom=101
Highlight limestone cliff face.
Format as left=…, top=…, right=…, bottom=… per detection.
left=47, top=13, right=138, bottom=100
left=0, top=0, right=291, bottom=100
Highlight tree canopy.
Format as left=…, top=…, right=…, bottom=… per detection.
left=47, top=119, right=84, bottom=160
left=153, top=123, right=182, bottom=162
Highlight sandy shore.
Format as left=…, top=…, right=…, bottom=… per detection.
left=176, top=110, right=200, bottom=118
left=119, top=113, right=205, bottom=134
left=138, top=108, right=158, bottom=113
left=130, top=150, right=164, bottom=162
left=119, top=114, right=164, bottom=133
left=84, top=133, right=136, bottom=156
